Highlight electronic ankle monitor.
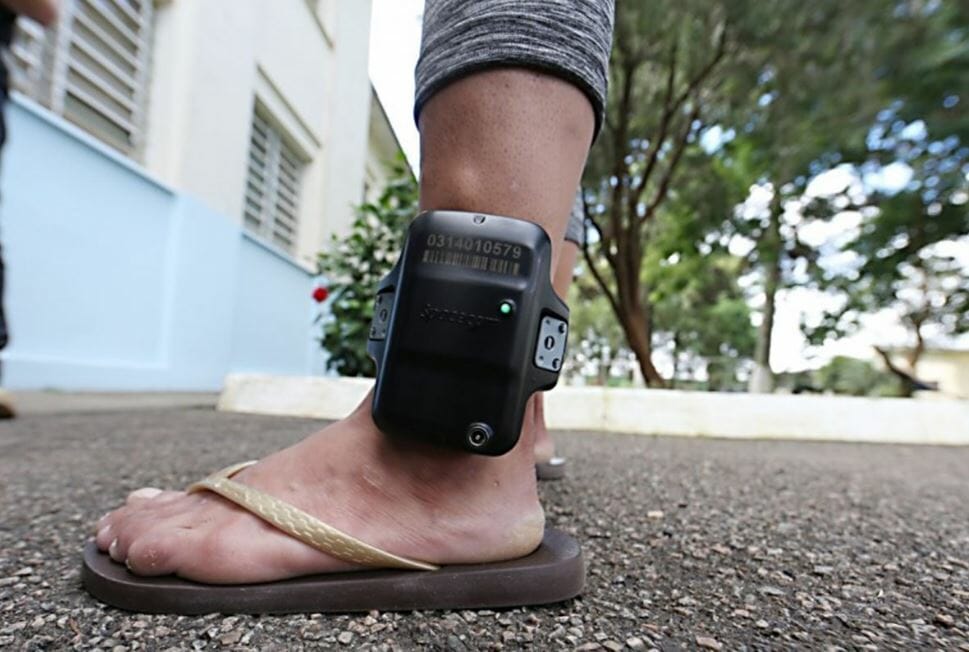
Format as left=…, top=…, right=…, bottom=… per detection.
left=368, top=211, right=569, bottom=455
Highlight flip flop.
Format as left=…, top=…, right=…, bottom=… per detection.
left=536, top=456, right=567, bottom=481
left=82, top=462, right=584, bottom=614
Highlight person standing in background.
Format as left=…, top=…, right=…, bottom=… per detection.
left=0, top=0, right=58, bottom=418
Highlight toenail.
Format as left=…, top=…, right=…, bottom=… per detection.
left=97, top=524, right=112, bottom=540
left=130, top=487, right=163, bottom=500
left=109, top=539, right=120, bottom=560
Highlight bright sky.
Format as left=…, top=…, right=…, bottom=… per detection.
left=368, top=0, right=424, bottom=170
left=367, top=1, right=958, bottom=373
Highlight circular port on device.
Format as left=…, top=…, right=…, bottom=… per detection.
left=466, top=422, right=493, bottom=449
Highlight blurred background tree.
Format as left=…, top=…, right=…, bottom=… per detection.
left=776, top=356, right=902, bottom=396
left=651, top=252, right=755, bottom=391
left=316, top=159, right=417, bottom=377
left=321, top=1, right=967, bottom=398
left=643, top=149, right=756, bottom=390
left=803, top=1, right=968, bottom=390
left=813, top=356, right=902, bottom=397
left=564, top=277, right=631, bottom=386
left=581, top=0, right=893, bottom=388
left=580, top=0, right=966, bottom=393
left=719, top=0, right=892, bottom=393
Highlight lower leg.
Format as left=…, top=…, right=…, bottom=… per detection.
left=95, top=69, right=595, bottom=582
left=0, top=244, right=12, bottom=420
left=419, top=71, right=592, bottom=239
left=534, top=240, right=580, bottom=463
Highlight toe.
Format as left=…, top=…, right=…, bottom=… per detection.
left=108, top=537, right=123, bottom=561
left=104, top=491, right=207, bottom=566
left=95, top=523, right=114, bottom=551
left=125, top=530, right=182, bottom=576
left=107, top=506, right=161, bottom=563
left=94, top=510, right=113, bottom=538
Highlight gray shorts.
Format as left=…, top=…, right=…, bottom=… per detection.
left=414, top=0, right=615, bottom=137
left=565, top=190, right=584, bottom=246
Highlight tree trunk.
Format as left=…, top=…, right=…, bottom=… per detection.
left=597, top=346, right=611, bottom=386
left=906, top=323, right=925, bottom=373
left=874, top=346, right=918, bottom=398
left=749, top=196, right=782, bottom=394
left=621, top=308, right=665, bottom=387
left=905, top=268, right=928, bottom=373
left=670, top=332, right=680, bottom=389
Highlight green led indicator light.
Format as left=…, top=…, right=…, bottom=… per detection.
left=499, top=300, right=514, bottom=315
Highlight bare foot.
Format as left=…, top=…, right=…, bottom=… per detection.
left=94, top=394, right=544, bottom=584
left=533, top=393, right=557, bottom=465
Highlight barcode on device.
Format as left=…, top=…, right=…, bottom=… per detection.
left=422, top=249, right=522, bottom=276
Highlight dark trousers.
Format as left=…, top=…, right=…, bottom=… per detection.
left=0, top=85, right=8, bottom=354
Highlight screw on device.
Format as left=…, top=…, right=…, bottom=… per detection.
left=466, top=422, right=494, bottom=449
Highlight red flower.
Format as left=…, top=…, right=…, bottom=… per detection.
left=312, top=286, right=329, bottom=303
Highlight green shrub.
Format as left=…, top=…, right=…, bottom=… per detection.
left=814, top=356, right=901, bottom=397
left=316, top=160, right=417, bottom=376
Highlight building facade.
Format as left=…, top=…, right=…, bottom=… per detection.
left=1, top=0, right=404, bottom=390
left=886, top=348, right=969, bottom=399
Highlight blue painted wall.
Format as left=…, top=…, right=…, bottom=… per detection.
left=1, top=97, right=324, bottom=390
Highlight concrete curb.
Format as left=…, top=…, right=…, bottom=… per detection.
left=218, top=374, right=969, bottom=445
left=11, top=391, right=219, bottom=415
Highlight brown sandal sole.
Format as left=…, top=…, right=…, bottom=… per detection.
left=81, top=528, right=584, bottom=614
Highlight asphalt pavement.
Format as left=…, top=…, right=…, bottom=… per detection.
left=1, top=407, right=967, bottom=650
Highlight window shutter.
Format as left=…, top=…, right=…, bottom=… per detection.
left=6, top=0, right=153, bottom=157
left=7, top=18, right=45, bottom=97
left=244, top=109, right=304, bottom=253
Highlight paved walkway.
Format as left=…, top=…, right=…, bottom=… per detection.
left=1, top=407, right=967, bottom=650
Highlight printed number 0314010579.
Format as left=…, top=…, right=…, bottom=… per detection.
left=426, top=233, right=522, bottom=259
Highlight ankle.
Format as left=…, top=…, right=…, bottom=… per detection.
left=335, top=398, right=545, bottom=561
left=350, top=393, right=537, bottom=475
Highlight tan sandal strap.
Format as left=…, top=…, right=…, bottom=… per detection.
left=186, top=461, right=437, bottom=571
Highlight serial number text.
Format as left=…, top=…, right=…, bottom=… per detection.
left=421, top=233, right=526, bottom=276
left=425, top=233, right=522, bottom=259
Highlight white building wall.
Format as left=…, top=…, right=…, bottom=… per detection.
left=318, top=0, right=376, bottom=243
left=364, top=91, right=405, bottom=203
left=888, top=349, right=969, bottom=399
left=143, top=0, right=373, bottom=268
left=0, top=0, right=410, bottom=391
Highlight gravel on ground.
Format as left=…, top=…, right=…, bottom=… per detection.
left=1, top=408, right=967, bottom=650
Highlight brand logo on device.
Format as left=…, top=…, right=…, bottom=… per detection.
left=419, top=304, right=500, bottom=330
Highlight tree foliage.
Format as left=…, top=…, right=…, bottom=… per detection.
left=582, top=0, right=744, bottom=387
left=644, top=149, right=756, bottom=389
left=711, top=0, right=893, bottom=392
left=582, top=0, right=893, bottom=389
left=804, top=1, right=969, bottom=373
left=818, top=356, right=902, bottom=397
left=879, top=1, right=969, bottom=143
left=652, top=252, right=755, bottom=390
left=564, top=274, right=630, bottom=386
